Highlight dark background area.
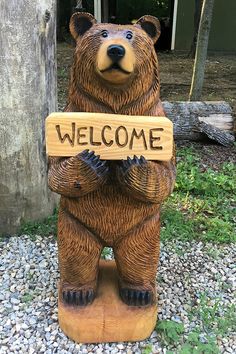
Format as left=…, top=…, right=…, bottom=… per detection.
left=57, top=0, right=174, bottom=50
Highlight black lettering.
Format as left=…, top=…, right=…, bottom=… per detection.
left=115, top=126, right=129, bottom=147
left=149, top=128, right=163, bottom=150
left=89, top=127, right=102, bottom=146
left=56, top=123, right=75, bottom=147
left=77, top=127, right=88, bottom=145
left=101, top=125, right=113, bottom=147
left=129, top=128, right=147, bottom=150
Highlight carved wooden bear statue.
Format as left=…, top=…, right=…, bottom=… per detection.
left=48, top=13, right=176, bottom=308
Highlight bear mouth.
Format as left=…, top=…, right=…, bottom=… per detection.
left=100, top=63, right=131, bottom=75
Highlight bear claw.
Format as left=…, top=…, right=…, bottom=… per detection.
left=120, top=288, right=152, bottom=306
left=121, top=155, right=147, bottom=172
left=62, top=289, right=95, bottom=306
left=79, top=150, right=108, bottom=175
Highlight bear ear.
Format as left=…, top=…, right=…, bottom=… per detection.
left=69, top=12, right=97, bottom=40
left=135, top=15, right=161, bottom=43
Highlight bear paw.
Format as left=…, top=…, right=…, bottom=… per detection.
left=120, top=288, right=153, bottom=306
left=62, top=289, right=95, bottom=306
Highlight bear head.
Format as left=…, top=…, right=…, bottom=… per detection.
left=68, top=12, right=161, bottom=114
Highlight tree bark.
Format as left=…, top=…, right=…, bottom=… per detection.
left=0, top=0, right=58, bottom=235
left=189, top=0, right=215, bottom=101
left=189, top=0, right=203, bottom=58
left=163, top=101, right=235, bottom=145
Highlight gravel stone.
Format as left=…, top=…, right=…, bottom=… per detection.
left=0, top=235, right=235, bottom=353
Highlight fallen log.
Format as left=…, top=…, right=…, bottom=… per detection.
left=163, top=101, right=235, bottom=146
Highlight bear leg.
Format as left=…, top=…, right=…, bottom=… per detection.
left=58, top=208, right=103, bottom=306
left=113, top=214, right=160, bottom=306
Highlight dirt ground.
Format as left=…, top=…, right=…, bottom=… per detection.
left=57, top=43, right=236, bottom=167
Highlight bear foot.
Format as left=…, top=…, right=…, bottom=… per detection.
left=62, top=289, right=95, bottom=306
left=120, top=288, right=153, bottom=306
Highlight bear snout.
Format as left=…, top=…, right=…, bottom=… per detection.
left=96, top=39, right=136, bottom=85
left=107, top=45, right=125, bottom=62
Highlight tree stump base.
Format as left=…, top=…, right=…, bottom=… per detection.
left=58, top=260, right=157, bottom=343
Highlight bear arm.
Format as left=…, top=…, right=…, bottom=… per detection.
left=48, top=156, right=107, bottom=198
left=117, top=147, right=176, bottom=204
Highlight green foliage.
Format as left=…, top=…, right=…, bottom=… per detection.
left=142, top=344, right=153, bottom=354
left=161, top=148, right=236, bottom=243
left=180, top=331, right=220, bottom=354
left=21, top=293, right=34, bottom=303
left=101, top=247, right=112, bottom=259
left=189, top=292, right=236, bottom=336
left=156, top=320, right=185, bottom=345
left=20, top=208, right=58, bottom=237
left=57, top=67, right=68, bottom=79
left=156, top=290, right=235, bottom=352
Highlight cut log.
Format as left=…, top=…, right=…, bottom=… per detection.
left=163, top=101, right=235, bottom=145
left=0, top=0, right=57, bottom=235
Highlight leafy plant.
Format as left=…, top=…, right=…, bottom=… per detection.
left=180, top=331, right=219, bottom=354
left=156, top=320, right=184, bottom=345
left=101, top=247, right=113, bottom=259
left=142, top=344, right=153, bottom=354
left=21, top=293, right=34, bottom=303
left=190, top=292, right=236, bottom=336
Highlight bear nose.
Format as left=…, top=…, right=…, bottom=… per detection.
left=107, top=45, right=125, bottom=62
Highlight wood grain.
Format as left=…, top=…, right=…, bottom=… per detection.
left=46, top=112, right=173, bottom=161
left=58, top=260, right=157, bottom=343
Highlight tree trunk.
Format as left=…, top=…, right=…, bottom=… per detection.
left=189, top=0, right=203, bottom=58
left=189, top=0, right=215, bottom=101
left=0, top=0, right=58, bottom=235
left=163, top=101, right=235, bottom=146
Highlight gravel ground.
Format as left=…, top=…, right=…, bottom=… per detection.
left=0, top=235, right=235, bottom=354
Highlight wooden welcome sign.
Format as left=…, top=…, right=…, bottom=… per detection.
left=46, top=112, right=173, bottom=161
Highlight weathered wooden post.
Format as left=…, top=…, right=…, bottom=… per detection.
left=0, top=0, right=57, bottom=235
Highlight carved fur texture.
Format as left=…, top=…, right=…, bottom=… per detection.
left=48, top=13, right=176, bottom=307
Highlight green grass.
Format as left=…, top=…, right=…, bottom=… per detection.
left=155, top=292, right=235, bottom=353
left=18, top=147, right=236, bottom=244
left=141, top=344, right=153, bottom=354
left=21, top=293, right=34, bottom=303
left=161, top=147, right=236, bottom=243
left=189, top=292, right=236, bottom=337
left=20, top=208, right=58, bottom=238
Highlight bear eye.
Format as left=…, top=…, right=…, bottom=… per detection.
left=126, top=31, right=133, bottom=40
left=101, top=30, right=108, bottom=38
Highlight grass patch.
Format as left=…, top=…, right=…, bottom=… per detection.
left=189, top=292, right=236, bottom=337
left=101, top=247, right=113, bottom=259
left=20, top=208, right=58, bottom=237
left=161, top=147, right=236, bottom=243
left=179, top=332, right=220, bottom=354
left=156, top=292, right=235, bottom=353
left=21, top=293, right=34, bottom=303
left=141, top=344, right=153, bottom=354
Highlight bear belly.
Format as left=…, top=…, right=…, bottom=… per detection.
left=60, top=184, right=160, bottom=246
